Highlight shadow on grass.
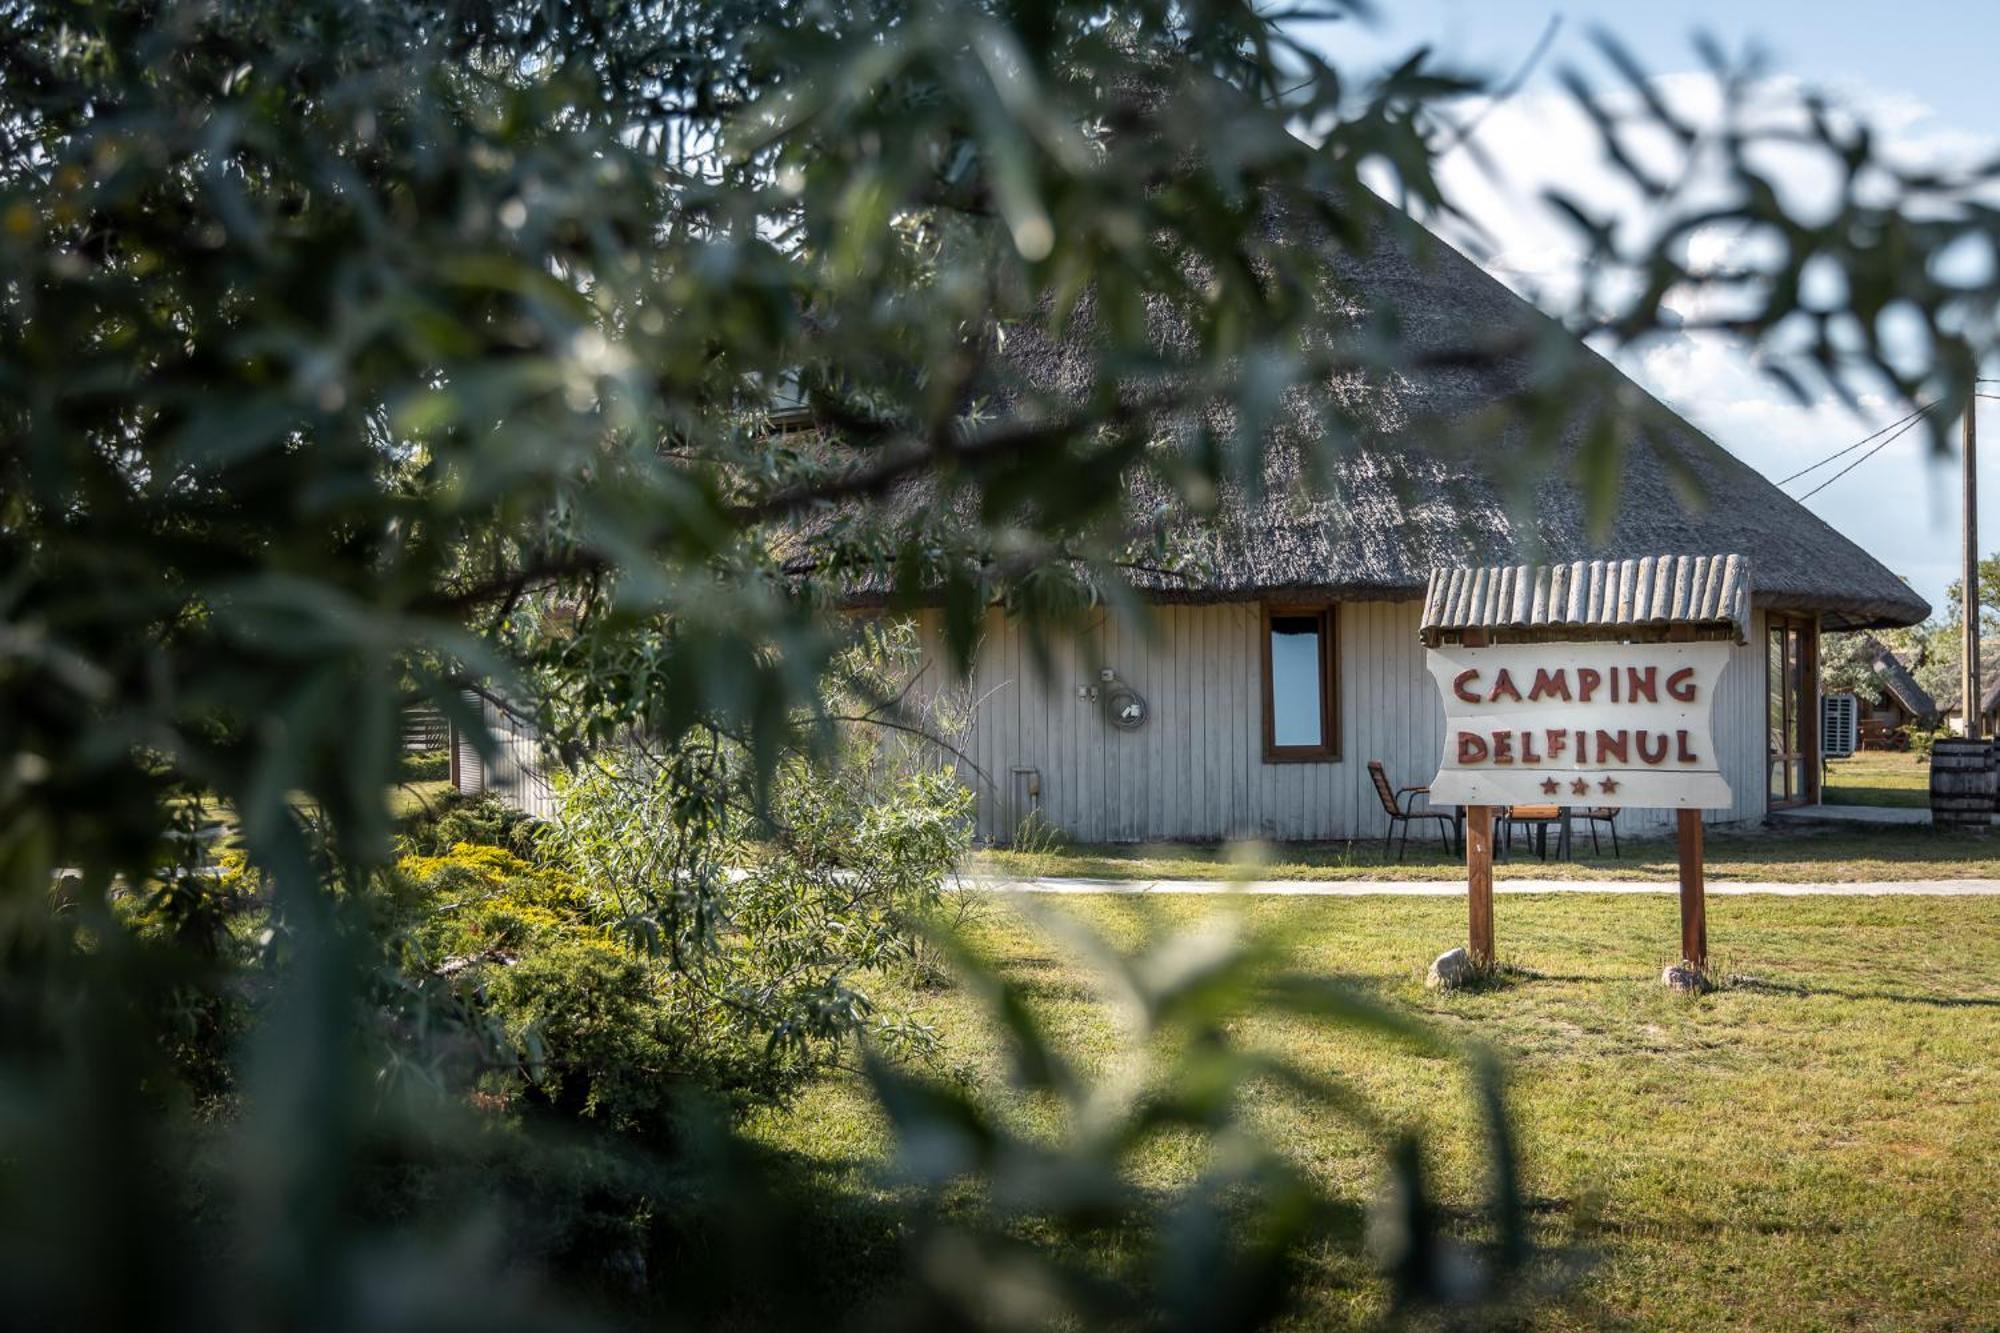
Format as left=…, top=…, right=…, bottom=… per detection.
left=1822, top=788, right=1931, bottom=810
left=1428, top=961, right=1555, bottom=995
left=695, top=1139, right=1390, bottom=1330
left=1727, top=975, right=2000, bottom=1009
left=624, top=1138, right=928, bottom=1328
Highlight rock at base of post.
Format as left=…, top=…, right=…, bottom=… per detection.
left=1426, top=946, right=1474, bottom=990
left=1661, top=962, right=1710, bottom=994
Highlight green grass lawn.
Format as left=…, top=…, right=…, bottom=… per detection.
left=969, top=820, right=2000, bottom=884
left=169, top=778, right=457, bottom=852
left=1823, top=750, right=1933, bottom=808
left=748, top=892, right=2000, bottom=1330
left=386, top=777, right=458, bottom=821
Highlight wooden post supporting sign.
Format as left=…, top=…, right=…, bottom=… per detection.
left=1466, top=804, right=1495, bottom=966
left=1677, top=808, right=1707, bottom=969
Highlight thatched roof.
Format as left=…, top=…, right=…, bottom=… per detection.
left=1861, top=635, right=1938, bottom=719
left=986, top=215, right=1930, bottom=630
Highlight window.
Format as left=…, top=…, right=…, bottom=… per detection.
left=1261, top=605, right=1337, bottom=761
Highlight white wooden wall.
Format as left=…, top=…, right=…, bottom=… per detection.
left=926, top=602, right=1770, bottom=844
left=454, top=691, right=559, bottom=820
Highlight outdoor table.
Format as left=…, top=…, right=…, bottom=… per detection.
left=1447, top=804, right=1577, bottom=861
left=1503, top=803, right=1574, bottom=861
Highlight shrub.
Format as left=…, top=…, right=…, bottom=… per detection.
left=399, top=749, right=451, bottom=782
left=402, top=793, right=543, bottom=860
left=398, top=841, right=597, bottom=961
left=486, top=935, right=688, bottom=1137
left=1908, top=726, right=1950, bottom=759
left=112, top=852, right=264, bottom=1102
left=393, top=835, right=828, bottom=1129
left=389, top=623, right=980, bottom=1136
left=538, top=741, right=972, bottom=1100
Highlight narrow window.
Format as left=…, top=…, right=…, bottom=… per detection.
left=1262, top=605, right=1337, bottom=761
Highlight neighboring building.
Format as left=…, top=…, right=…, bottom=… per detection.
left=452, top=691, right=557, bottom=819
left=458, top=220, right=1931, bottom=842
left=1846, top=635, right=1938, bottom=746
left=1934, top=661, right=2000, bottom=738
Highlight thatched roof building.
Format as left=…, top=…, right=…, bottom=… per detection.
left=1931, top=656, right=2000, bottom=720
left=1860, top=635, right=1939, bottom=721
left=809, top=206, right=1927, bottom=632
left=474, top=211, right=1928, bottom=843
left=987, top=217, right=1928, bottom=630
left=819, top=213, right=1929, bottom=837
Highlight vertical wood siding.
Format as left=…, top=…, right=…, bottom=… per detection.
left=454, top=693, right=558, bottom=820
left=927, top=602, right=1770, bottom=844
left=450, top=603, right=1774, bottom=843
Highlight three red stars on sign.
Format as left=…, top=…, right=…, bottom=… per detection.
left=1536, top=776, right=1622, bottom=797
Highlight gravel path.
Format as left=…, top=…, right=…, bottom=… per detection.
left=982, top=877, right=2000, bottom=897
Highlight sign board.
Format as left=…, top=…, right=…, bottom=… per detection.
left=1424, top=641, right=1734, bottom=810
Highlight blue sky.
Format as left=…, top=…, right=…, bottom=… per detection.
left=1329, top=0, right=1991, bottom=126
left=1296, top=2, right=1999, bottom=616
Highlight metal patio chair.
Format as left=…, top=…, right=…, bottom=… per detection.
left=1368, top=761, right=1456, bottom=862
left=1581, top=806, right=1621, bottom=857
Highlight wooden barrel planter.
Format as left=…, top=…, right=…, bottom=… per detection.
left=1929, top=739, right=1995, bottom=830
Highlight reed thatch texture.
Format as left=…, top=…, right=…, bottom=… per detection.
left=1860, top=635, right=1940, bottom=721
left=981, top=215, right=1930, bottom=630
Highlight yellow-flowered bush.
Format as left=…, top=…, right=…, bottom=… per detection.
left=397, top=840, right=599, bottom=960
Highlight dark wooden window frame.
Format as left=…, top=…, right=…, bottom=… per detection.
left=1260, top=603, right=1339, bottom=763
left=1765, top=611, right=1820, bottom=808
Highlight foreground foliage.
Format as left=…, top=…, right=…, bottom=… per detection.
left=13, top=811, right=1562, bottom=1329
left=4, top=0, right=1997, bottom=1327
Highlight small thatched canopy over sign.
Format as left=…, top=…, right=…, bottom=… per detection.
left=1419, top=554, right=1750, bottom=647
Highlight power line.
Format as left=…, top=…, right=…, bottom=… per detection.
left=1774, top=401, right=1935, bottom=486
left=1796, top=404, right=1938, bottom=502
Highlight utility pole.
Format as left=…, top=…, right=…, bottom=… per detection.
left=1965, top=399, right=1981, bottom=739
